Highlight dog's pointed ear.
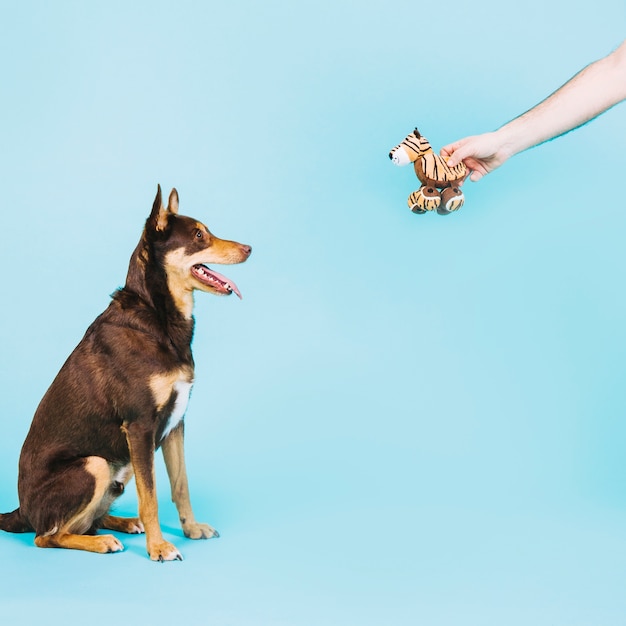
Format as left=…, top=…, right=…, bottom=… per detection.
left=147, top=184, right=171, bottom=233
left=151, top=184, right=162, bottom=217
left=167, top=188, right=179, bottom=214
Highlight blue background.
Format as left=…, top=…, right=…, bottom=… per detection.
left=1, top=1, right=625, bottom=624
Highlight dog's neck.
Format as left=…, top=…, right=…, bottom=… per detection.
left=112, top=286, right=195, bottom=358
left=165, top=275, right=195, bottom=320
left=118, top=240, right=196, bottom=360
left=160, top=308, right=195, bottom=363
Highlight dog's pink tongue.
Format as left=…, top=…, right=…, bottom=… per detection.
left=210, top=269, right=242, bottom=299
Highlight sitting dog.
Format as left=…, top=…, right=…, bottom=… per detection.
left=0, top=186, right=251, bottom=561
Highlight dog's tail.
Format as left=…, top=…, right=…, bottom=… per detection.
left=0, top=508, right=33, bottom=533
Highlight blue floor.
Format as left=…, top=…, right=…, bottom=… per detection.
left=1, top=2, right=626, bottom=624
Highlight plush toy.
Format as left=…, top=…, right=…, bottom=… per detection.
left=389, top=128, right=467, bottom=215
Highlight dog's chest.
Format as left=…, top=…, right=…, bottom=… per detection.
left=149, top=371, right=193, bottom=442
left=161, top=380, right=193, bottom=441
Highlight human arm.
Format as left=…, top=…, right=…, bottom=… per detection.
left=441, top=39, right=626, bottom=182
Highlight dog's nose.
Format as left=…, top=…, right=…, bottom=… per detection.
left=241, top=244, right=252, bottom=257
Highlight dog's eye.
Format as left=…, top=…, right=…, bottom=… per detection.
left=195, top=230, right=203, bottom=239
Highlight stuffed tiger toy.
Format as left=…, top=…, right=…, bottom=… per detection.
left=389, top=128, right=467, bottom=215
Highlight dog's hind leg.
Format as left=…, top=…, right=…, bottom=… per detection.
left=162, top=423, right=219, bottom=539
left=100, top=515, right=144, bottom=534
left=98, top=464, right=144, bottom=534
left=33, top=456, right=124, bottom=554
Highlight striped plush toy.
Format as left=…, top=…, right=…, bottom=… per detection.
left=389, top=128, right=468, bottom=215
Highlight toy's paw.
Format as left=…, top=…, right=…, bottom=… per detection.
left=438, top=186, right=464, bottom=215
left=409, top=186, right=440, bottom=214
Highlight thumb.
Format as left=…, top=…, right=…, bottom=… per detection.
left=442, top=143, right=467, bottom=168
left=446, top=154, right=460, bottom=167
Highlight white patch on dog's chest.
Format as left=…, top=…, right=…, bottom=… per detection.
left=161, top=380, right=193, bottom=441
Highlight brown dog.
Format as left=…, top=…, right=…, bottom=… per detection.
left=0, top=186, right=251, bottom=561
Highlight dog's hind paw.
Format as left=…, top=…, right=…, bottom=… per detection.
left=127, top=520, right=145, bottom=534
left=101, top=515, right=144, bottom=535
left=183, top=521, right=220, bottom=540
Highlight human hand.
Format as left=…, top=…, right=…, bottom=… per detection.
left=440, top=131, right=512, bottom=182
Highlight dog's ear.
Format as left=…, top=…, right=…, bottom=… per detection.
left=167, top=188, right=179, bottom=214
left=147, top=184, right=172, bottom=233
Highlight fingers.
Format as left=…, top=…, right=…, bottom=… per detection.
left=462, top=157, right=489, bottom=182
left=440, top=134, right=503, bottom=181
left=440, top=140, right=467, bottom=166
left=441, top=139, right=483, bottom=181
left=439, top=143, right=455, bottom=158
left=445, top=143, right=476, bottom=168
left=457, top=167, right=484, bottom=184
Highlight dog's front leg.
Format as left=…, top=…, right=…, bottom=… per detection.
left=122, top=422, right=182, bottom=561
left=162, top=423, right=219, bottom=539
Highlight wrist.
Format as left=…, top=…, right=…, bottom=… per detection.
left=493, top=124, right=525, bottom=160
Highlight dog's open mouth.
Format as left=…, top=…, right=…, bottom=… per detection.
left=191, top=264, right=242, bottom=299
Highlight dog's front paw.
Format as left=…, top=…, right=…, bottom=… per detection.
left=182, top=521, right=220, bottom=540
left=148, top=540, right=183, bottom=562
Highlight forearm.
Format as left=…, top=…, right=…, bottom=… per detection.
left=495, top=40, right=626, bottom=157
